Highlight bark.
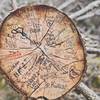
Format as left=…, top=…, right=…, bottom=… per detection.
left=22, top=96, right=28, bottom=100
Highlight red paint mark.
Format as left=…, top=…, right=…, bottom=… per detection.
left=7, top=51, right=22, bottom=60
left=3, top=51, right=33, bottom=60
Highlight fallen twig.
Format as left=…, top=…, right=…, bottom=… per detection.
left=11, top=0, right=18, bottom=10
left=58, top=0, right=75, bottom=10
left=70, top=0, right=100, bottom=19
left=76, top=82, right=100, bottom=100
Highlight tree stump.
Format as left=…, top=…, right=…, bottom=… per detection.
left=0, top=5, right=86, bottom=100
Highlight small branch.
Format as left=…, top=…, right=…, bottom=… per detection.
left=70, top=0, right=100, bottom=19
left=48, top=0, right=53, bottom=6
left=86, top=47, right=100, bottom=54
left=76, top=9, right=100, bottom=21
left=76, top=82, right=100, bottom=100
left=58, top=0, right=75, bottom=10
left=11, top=0, right=18, bottom=10
left=0, top=16, right=3, bottom=23
left=36, top=0, right=43, bottom=4
left=95, top=9, right=100, bottom=15
left=76, top=12, right=94, bottom=21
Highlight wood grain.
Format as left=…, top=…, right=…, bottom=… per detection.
left=0, top=5, right=86, bottom=99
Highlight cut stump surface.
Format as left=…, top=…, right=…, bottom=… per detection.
left=0, top=5, right=86, bottom=100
